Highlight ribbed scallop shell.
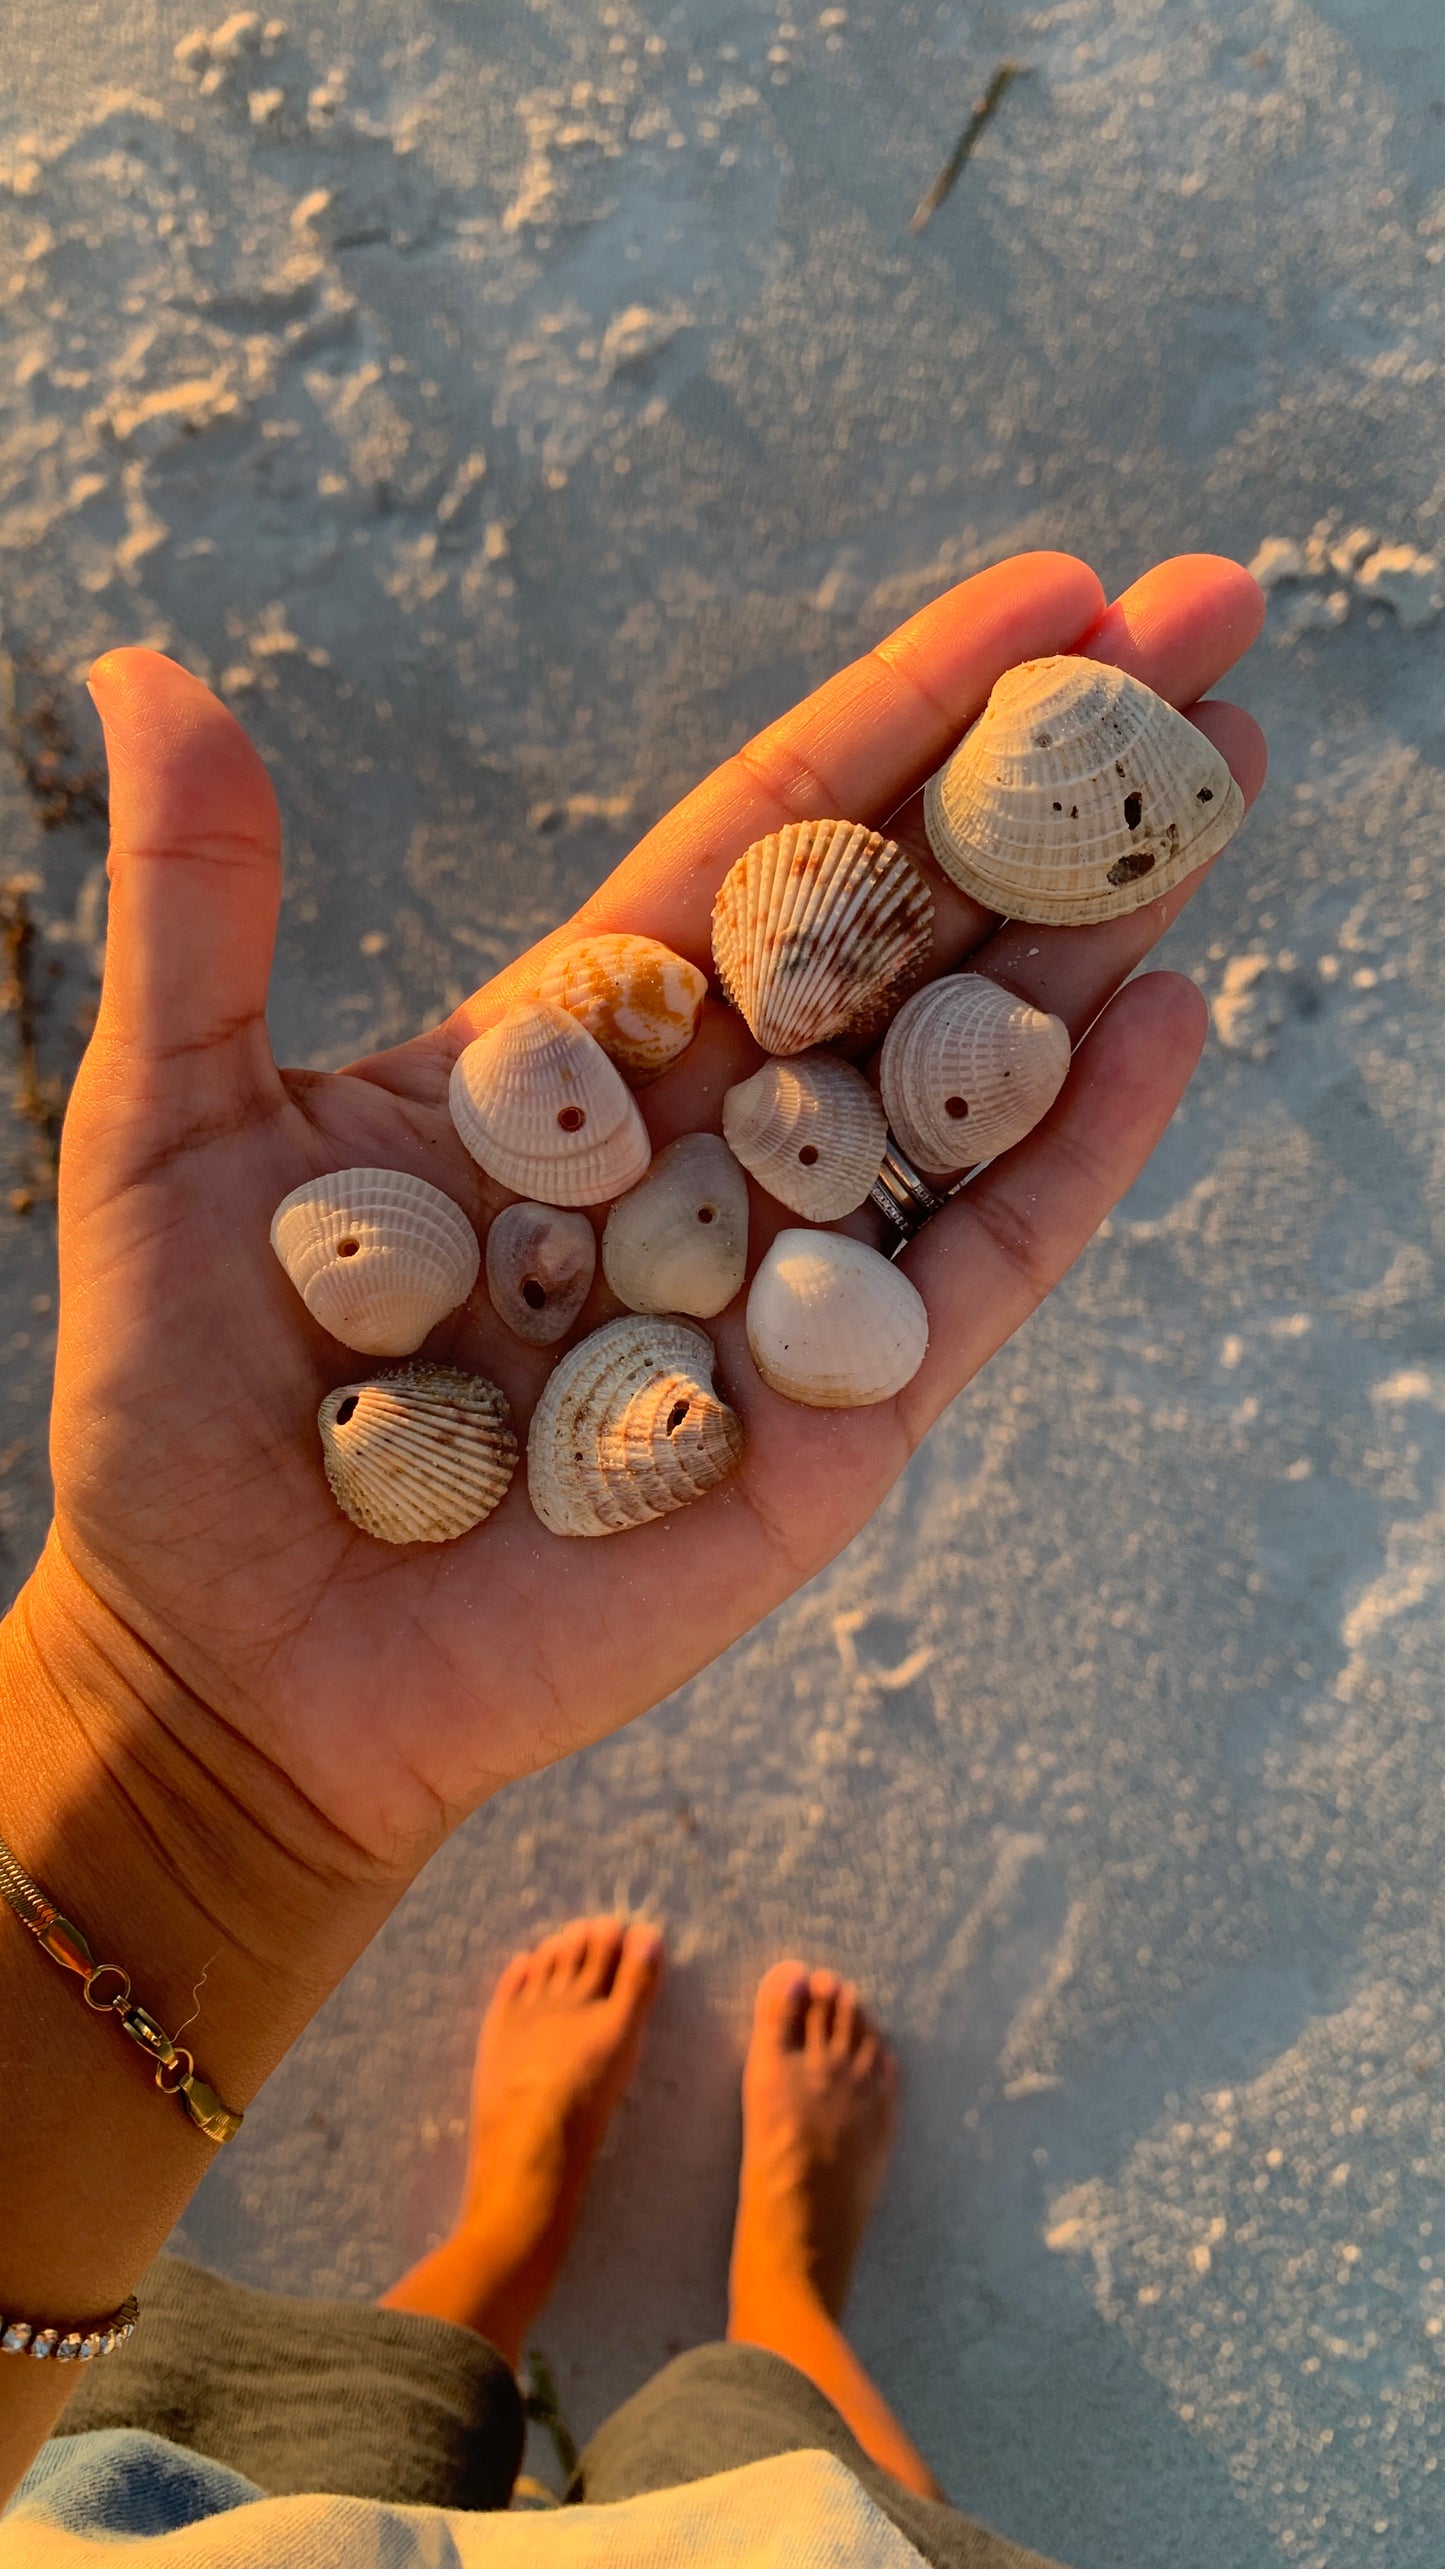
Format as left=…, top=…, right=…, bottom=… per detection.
left=923, top=657, right=1244, bottom=926
left=271, top=1167, right=479, bottom=1356
left=723, top=1051, right=887, bottom=1221
left=746, top=1229, right=928, bottom=1409
left=711, top=820, right=933, bottom=1055
left=601, top=1133, right=749, bottom=1319
left=527, top=1315, right=744, bottom=1538
left=318, top=1363, right=517, bottom=1543
left=879, top=976, right=1070, bottom=1178
left=534, top=933, right=708, bottom=1085
left=485, top=1202, right=597, bottom=1346
left=449, top=1002, right=651, bottom=1207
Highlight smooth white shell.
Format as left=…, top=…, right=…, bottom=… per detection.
left=711, top=819, right=933, bottom=1055
left=270, top=1167, right=479, bottom=1356
left=879, top=976, right=1070, bottom=1178
left=924, top=657, right=1244, bottom=925
left=449, top=1001, right=651, bottom=1207
left=485, top=1202, right=597, bottom=1346
left=722, top=1051, right=887, bottom=1221
left=601, top=1133, right=749, bottom=1319
left=318, top=1363, right=517, bottom=1543
left=535, top=933, right=708, bottom=1084
left=527, top=1315, right=744, bottom=1537
left=746, top=1229, right=928, bottom=1409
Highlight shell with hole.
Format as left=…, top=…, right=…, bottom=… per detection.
left=270, top=1167, right=480, bottom=1356
left=879, top=975, right=1070, bottom=1179
left=711, top=818, right=933, bottom=1055
left=746, top=1229, right=928, bottom=1408
left=601, top=1133, right=749, bottom=1319
left=318, top=1362, right=517, bottom=1543
left=449, top=1001, right=651, bottom=1206
left=723, top=1051, right=886, bottom=1221
left=923, top=656, right=1244, bottom=925
left=485, top=1201, right=597, bottom=1346
left=535, top=932, right=708, bottom=1085
left=527, top=1314, right=744, bottom=1537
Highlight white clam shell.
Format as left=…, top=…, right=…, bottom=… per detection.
left=923, top=656, right=1244, bottom=926
left=601, top=1133, right=749, bottom=1319
left=449, top=1001, right=651, bottom=1207
left=270, top=1167, right=479, bottom=1356
left=711, top=819, right=933, bottom=1055
left=318, top=1362, right=517, bottom=1543
left=879, top=976, right=1070, bottom=1178
left=746, top=1229, right=928, bottom=1409
left=723, top=1051, right=887, bottom=1221
left=527, top=1314, right=744, bottom=1537
left=535, top=933, right=708, bottom=1085
left=485, top=1202, right=597, bottom=1346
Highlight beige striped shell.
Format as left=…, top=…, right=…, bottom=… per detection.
left=527, top=1315, right=744, bottom=1537
left=449, top=1001, right=651, bottom=1207
left=746, top=1229, right=929, bottom=1409
left=271, top=1167, right=479, bottom=1356
left=711, top=819, right=933, bottom=1055
left=722, top=1051, right=887, bottom=1221
left=485, top=1202, right=597, bottom=1346
left=535, top=933, right=708, bottom=1084
left=879, top=976, right=1070, bottom=1178
left=601, top=1133, right=749, bottom=1319
left=923, top=657, right=1244, bottom=925
left=318, top=1363, right=517, bottom=1543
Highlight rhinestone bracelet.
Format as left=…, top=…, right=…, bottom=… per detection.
left=1, top=2295, right=139, bottom=2364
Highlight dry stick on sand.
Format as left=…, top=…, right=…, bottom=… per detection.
left=908, top=62, right=1029, bottom=234
left=0, top=882, right=65, bottom=1209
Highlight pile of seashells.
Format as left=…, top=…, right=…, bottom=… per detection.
left=270, top=658, right=1243, bottom=1545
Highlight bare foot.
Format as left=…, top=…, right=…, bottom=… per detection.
left=730, top=1961, right=897, bottom=2324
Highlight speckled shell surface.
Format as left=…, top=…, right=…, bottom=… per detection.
left=723, top=1051, right=887, bottom=1221
left=527, top=1315, right=743, bottom=1537
left=923, top=657, right=1244, bottom=925
left=485, top=1202, right=597, bottom=1346
left=711, top=819, right=933, bottom=1055
left=601, top=1133, right=749, bottom=1318
left=270, top=1167, right=479, bottom=1356
left=746, top=1229, right=929, bottom=1409
left=879, top=976, right=1070, bottom=1178
left=449, top=1001, right=651, bottom=1206
left=535, top=933, right=708, bottom=1084
left=318, top=1362, right=517, bottom=1543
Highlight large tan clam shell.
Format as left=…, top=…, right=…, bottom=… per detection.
left=527, top=1315, right=743, bottom=1537
left=711, top=819, right=933, bottom=1055
left=485, top=1202, right=597, bottom=1346
left=449, top=1001, right=651, bottom=1207
left=746, top=1229, right=928, bottom=1409
left=601, top=1133, right=749, bottom=1319
left=271, top=1167, right=479, bottom=1356
left=723, top=1051, right=886, bottom=1221
left=535, top=933, right=708, bottom=1085
left=318, top=1362, right=517, bottom=1543
left=923, top=657, right=1244, bottom=926
left=879, top=976, right=1070, bottom=1179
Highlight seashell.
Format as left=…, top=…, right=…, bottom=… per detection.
left=601, top=1133, right=749, bottom=1319
left=722, top=1051, right=886, bottom=1221
left=449, top=1001, right=651, bottom=1207
left=746, top=1229, right=928, bottom=1409
left=271, top=1167, right=479, bottom=1356
left=527, top=1315, right=744, bottom=1537
left=711, top=819, right=933, bottom=1055
left=923, top=656, right=1244, bottom=926
left=535, top=933, right=708, bottom=1084
left=318, top=1362, right=517, bottom=1543
left=485, top=1202, right=597, bottom=1346
left=879, top=975, right=1070, bottom=1179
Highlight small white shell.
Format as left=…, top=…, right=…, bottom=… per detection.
left=722, top=1051, right=886, bottom=1221
left=746, top=1229, right=928, bottom=1409
left=535, top=933, right=708, bottom=1084
left=318, top=1363, right=517, bottom=1544
left=270, top=1167, right=479, bottom=1356
left=711, top=819, right=933, bottom=1054
left=923, top=656, right=1244, bottom=925
left=601, top=1133, right=749, bottom=1319
left=527, top=1315, right=744, bottom=1537
left=485, top=1202, right=597, bottom=1346
left=449, top=1001, right=651, bottom=1207
left=879, top=976, right=1070, bottom=1178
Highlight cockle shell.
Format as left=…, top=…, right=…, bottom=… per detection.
left=270, top=1167, right=480, bottom=1356
left=723, top=1051, right=887, bottom=1221
left=879, top=975, right=1070, bottom=1178
left=485, top=1202, right=597, bottom=1346
left=527, top=1315, right=744, bottom=1537
left=711, top=819, right=933, bottom=1055
left=746, top=1229, right=928, bottom=1409
left=318, top=1363, right=517, bottom=1543
left=535, top=933, right=708, bottom=1084
left=601, top=1133, right=749, bottom=1319
left=923, top=656, right=1244, bottom=926
left=449, top=1001, right=651, bottom=1207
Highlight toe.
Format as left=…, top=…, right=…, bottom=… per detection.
left=831, top=1981, right=862, bottom=2058
left=493, top=1951, right=533, bottom=2005
left=612, top=1922, right=665, bottom=2019
left=805, top=1969, right=840, bottom=2054
left=577, top=1916, right=627, bottom=1996
left=554, top=1919, right=596, bottom=1979
left=753, top=1959, right=811, bottom=2051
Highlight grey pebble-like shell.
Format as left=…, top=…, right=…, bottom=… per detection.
left=485, top=1202, right=597, bottom=1346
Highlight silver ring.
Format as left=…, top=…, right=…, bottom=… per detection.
left=869, top=1137, right=948, bottom=1252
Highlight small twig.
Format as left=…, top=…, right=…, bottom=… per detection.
left=524, top=2345, right=580, bottom=2484
left=908, top=62, right=1029, bottom=234
left=1, top=880, right=66, bottom=1201
left=9, top=690, right=108, bottom=834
